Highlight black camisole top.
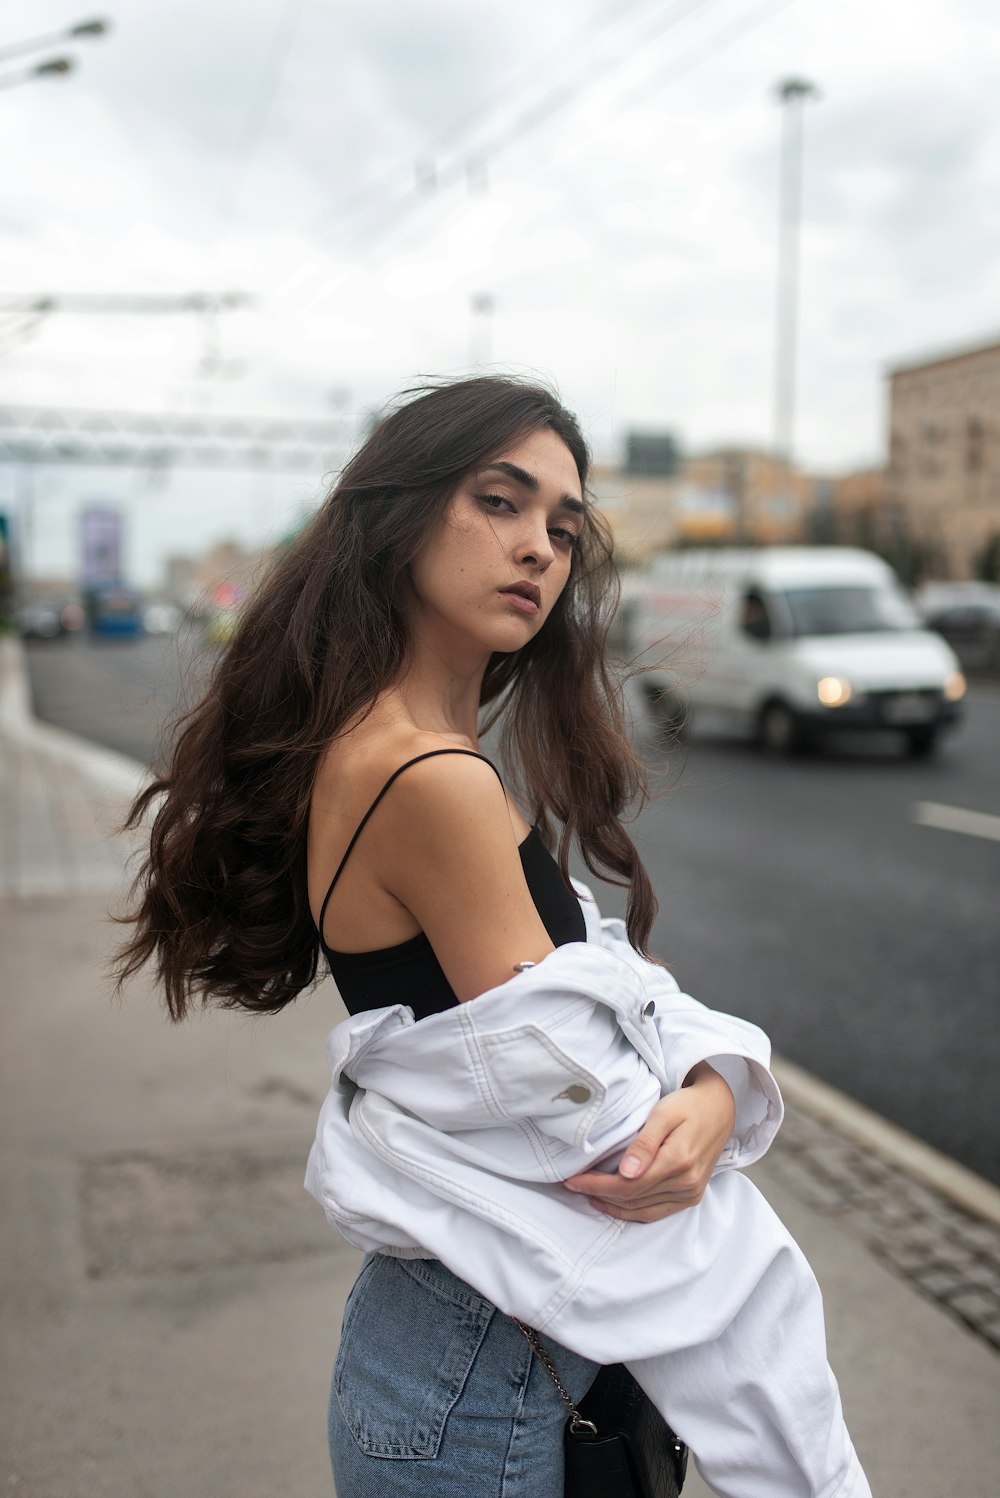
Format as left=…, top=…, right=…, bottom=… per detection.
left=317, top=749, right=586, bottom=1021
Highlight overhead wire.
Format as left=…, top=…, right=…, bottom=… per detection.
left=189, top=0, right=308, bottom=402
left=213, top=0, right=309, bottom=226
left=574, top=0, right=802, bottom=142
left=318, top=0, right=727, bottom=257
left=320, top=0, right=687, bottom=228
left=478, top=0, right=805, bottom=197
left=313, top=0, right=726, bottom=249
left=318, top=0, right=801, bottom=273
left=209, top=0, right=306, bottom=230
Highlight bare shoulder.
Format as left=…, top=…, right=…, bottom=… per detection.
left=378, top=741, right=507, bottom=825
left=308, top=717, right=498, bottom=897
left=311, top=716, right=486, bottom=830
left=376, top=750, right=553, bottom=1001
left=362, top=737, right=517, bottom=881
left=309, top=717, right=551, bottom=997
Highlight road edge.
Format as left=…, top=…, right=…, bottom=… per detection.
left=0, top=635, right=148, bottom=800
left=5, top=635, right=1000, bottom=1227
left=774, top=1056, right=1000, bottom=1228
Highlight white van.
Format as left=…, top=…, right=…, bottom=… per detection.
left=628, top=547, right=967, bottom=756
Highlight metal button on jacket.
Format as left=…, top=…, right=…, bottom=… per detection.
left=642, top=999, right=656, bottom=1018
left=554, top=1083, right=592, bottom=1105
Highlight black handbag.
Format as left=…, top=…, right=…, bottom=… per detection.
left=516, top=1321, right=688, bottom=1498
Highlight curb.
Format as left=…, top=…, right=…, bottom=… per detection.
left=0, top=636, right=148, bottom=802
left=774, top=1056, right=1000, bottom=1228
left=5, top=635, right=999, bottom=1228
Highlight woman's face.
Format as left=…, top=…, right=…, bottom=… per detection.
left=409, top=427, right=586, bottom=664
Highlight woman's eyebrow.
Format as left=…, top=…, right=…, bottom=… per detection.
left=479, top=461, right=585, bottom=514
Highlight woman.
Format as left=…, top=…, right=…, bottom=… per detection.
left=115, top=376, right=862, bottom=1496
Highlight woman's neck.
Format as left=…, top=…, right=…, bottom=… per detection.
left=385, top=646, right=488, bottom=745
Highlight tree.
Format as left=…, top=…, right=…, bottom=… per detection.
left=974, top=531, right=1000, bottom=584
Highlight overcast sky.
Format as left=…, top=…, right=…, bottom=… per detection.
left=2, top=0, right=998, bottom=584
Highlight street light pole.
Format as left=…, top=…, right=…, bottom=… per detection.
left=772, top=78, right=819, bottom=478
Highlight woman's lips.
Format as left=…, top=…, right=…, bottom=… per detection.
left=499, top=589, right=540, bottom=615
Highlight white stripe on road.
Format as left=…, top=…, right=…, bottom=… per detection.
left=913, top=801, right=1000, bottom=842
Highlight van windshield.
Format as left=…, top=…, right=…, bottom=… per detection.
left=778, top=585, right=920, bottom=637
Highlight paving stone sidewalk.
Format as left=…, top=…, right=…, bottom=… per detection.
left=758, top=1105, right=1000, bottom=1351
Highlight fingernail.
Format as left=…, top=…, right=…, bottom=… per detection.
left=563, top=1182, right=583, bottom=1193
left=620, top=1155, right=642, bottom=1178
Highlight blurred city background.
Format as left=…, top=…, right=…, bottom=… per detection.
left=1, top=4, right=998, bottom=1494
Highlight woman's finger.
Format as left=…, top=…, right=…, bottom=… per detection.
left=587, top=1193, right=702, bottom=1223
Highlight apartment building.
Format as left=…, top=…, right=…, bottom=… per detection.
left=887, top=336, right=1000, bottom=578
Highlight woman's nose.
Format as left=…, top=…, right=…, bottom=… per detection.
left=514, top=517, right=554, bottom=570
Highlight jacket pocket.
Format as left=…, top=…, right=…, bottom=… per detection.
left=478, top=1023, right=609, bottom=1149
left=333, top=1255, right=494, bottom=1459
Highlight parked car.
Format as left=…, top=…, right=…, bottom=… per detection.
left=17, top=600, right=65, bottom=640
left=628, top=547, right=967, bottom=757
left=916, top=582, right=1000, bottom=673
left=143, top=601, right=184, bottom=635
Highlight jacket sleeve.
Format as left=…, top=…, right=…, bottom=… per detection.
left=573, top=882, right=783, bottom=1169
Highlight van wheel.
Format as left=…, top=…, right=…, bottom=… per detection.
left=905, top=726, right=939, bottom=759
left=642, top=682, right=689, bottom=743
left=758, top=700, right=802, bottom=756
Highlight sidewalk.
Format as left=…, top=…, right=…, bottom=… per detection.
left=1, top=634, right=998, bottom=1498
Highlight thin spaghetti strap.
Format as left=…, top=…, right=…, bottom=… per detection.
left=317, top=749, right=504, bottom=940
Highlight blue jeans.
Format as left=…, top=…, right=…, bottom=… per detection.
left=328, top=1253, right=601, bottom=1497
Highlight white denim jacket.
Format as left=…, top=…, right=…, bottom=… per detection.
left=305, top=884, right=787, bottom=1362
left=306, top=893, right=877, bottom=1498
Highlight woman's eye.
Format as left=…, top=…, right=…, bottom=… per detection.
left=549, top=527, right=580, bottom=548
left=479, top=492, right=515, bottom=514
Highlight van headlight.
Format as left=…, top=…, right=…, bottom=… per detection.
left=944, top=671, right=967, bottom=702
left=817, top=676, right=853, bottom=707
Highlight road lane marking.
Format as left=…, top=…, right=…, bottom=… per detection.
left=913, top=801, right=1000, bottom=842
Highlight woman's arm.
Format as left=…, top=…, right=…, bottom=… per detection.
left=562, top=1062, right=736, bottom=1221
left=374, top=752, right=557, bottom=1001
left=373, top=752, right=743, bottom=1218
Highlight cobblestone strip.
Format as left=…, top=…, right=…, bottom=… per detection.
left=761, top=1104, right=1000, bottom=1352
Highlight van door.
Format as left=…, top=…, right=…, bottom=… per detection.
left=698, top=587, right=775, bottom=729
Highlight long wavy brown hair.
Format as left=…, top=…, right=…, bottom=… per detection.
left=113, top=375, right=656, bottom=1019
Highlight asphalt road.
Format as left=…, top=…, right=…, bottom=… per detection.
left=24, top=629, right=1000, bottom=1184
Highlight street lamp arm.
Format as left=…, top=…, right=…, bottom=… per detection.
left=34, top=57, right=75, bottom=78
left=0, top=17, right=110, bottom=65
left=0, top=56, right=75, bottom=91
left=774, top=77, right=821, bottom=105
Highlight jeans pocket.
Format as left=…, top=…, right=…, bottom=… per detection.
left=333, top=1256, right=495, bottom=1459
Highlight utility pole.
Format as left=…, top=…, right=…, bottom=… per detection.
left=772, top=78, right=819, bottom=486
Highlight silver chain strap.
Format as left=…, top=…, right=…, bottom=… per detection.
left=514, top=1319, right=599, bottom=1438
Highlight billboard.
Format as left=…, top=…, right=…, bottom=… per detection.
left=0, top=512, right=12, bottom=626
left=80, top=505, right=123, bottom=591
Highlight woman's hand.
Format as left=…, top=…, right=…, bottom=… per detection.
left=562, top=1062, right=736, bottom=1223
